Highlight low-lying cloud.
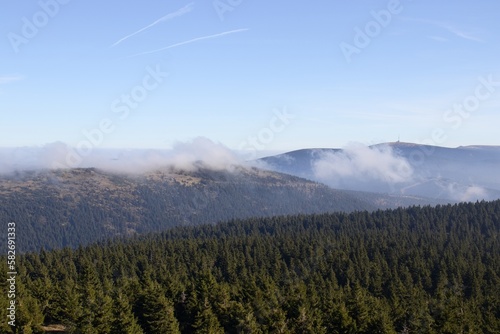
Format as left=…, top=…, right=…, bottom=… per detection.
left=0, top=137, right=243, bottom=174
left=312, top=143, right=414, bottom=191
left=309, top=143, right=495, bottom=201
left=443, top=183, right=490, bottom=202
left=165, top=137, right=241, bottom=171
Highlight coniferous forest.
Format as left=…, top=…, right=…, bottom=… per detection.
left=1, top=200, right=499, bottom=333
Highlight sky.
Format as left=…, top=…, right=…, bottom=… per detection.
left=1, top=0, right=500, bottom=155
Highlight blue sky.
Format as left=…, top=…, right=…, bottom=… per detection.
left=1, top=0, right=499, bottom=153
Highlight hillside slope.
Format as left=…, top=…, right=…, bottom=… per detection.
left=0, top=167, right=382, bottom=251
left=260, top=142, right=500, bottom=201
left=0, top=166, right=448, bottom=252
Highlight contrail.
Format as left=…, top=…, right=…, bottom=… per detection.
left=399, top=17, right=484, bottom=43
left=111, top=2, right=195, bottom=47
left=439, top=23, right=484, bottom=43
left=126, top=28, right=249, bottom=58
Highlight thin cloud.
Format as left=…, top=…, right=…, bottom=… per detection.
left=400, top=17, right=484, bottom=43
left=0, top=75, right=23, bottom=85
left=438, top=22, right=484, bottom=43
left=127, top=28, right=249, bottom=58
left=111, top=2, right=195, bottom=47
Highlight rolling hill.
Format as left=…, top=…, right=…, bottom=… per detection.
left=259, top=142, right=500, bottom=201
left=0, top=165, right=445, bottom=252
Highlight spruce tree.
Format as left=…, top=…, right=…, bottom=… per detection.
left=111, top=291, right=144, bottom=334
left=139, top=283, right=181, bottom=334
left=193, top=299, right=224, bottom=334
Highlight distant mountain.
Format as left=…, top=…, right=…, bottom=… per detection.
left=0, top=166, right=445, bottom=252
left=259, top=142, right=500, bottom=201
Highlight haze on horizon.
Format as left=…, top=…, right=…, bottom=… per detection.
left=0, top=138, right=497, bottom=173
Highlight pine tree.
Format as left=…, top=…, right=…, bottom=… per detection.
left=47, top=281, right=81, bottom=331
left=111, top=291, right=144, bottom=334
left=193, top=299, right=224, bottom=334
left=13, top=278, right=44, bottom=334
left=266, top=307, right=291, bottom=334
left=76, top=261, right=112, bottom=333
left=93, top=294, right=113, bottom=334
left=139, top=283, right=181, bottom=334
left=236, top=309, right=263, bottom=334
left=14, top=296, right=44, bottom=334
left=0, top=260, right=14, bottom=333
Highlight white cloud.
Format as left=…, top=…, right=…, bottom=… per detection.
left=0, top=142, right=66, bottom=173
left=0, top=138, right=243, bottom=174
left=450, top=184, right=488, bottom=202
left=312, top=143, right=414, bottom=187
left=165, top=137, right=241, bottom=172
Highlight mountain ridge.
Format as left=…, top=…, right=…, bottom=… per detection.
left=259, top=142, right=500, bottom=201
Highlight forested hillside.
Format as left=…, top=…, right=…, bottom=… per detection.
left=0, top=167, right=444, bottom=252
left=1, top=200, right=499, bottom=333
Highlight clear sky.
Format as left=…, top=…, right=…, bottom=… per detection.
left=1, top=0, right=499, bottom=153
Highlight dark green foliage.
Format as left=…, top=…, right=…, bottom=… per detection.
left=192, top=300, right=224, bottom=334
left=2, top=200, right=499, bottom=333
left=111, top=289, right=143, bottom=334
left=137, top=282, right=180, bottom=333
